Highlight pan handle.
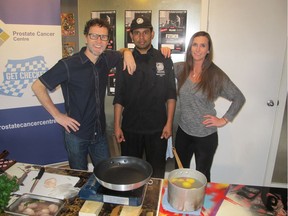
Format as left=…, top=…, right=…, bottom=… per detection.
left=172, top=147, right=183, bottom=169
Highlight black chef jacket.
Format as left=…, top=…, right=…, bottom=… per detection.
left=113, top=46, right=177, bottom=134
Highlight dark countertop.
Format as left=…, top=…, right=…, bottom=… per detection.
left=4, top=163, right=287, bottom=216
left=4, top=163, right=162, bottom=216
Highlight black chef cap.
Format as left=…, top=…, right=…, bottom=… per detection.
left=130, top=17, right=153, bottom=32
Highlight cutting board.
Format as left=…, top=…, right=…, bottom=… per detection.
left=15, top=170, right=80, bottom=200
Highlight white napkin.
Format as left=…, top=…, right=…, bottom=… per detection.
left=166, top=137, right=174, bottom=160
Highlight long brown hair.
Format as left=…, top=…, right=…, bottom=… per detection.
left=178, top=31, right=225, bottom=101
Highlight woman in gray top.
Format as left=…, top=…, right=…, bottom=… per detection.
left=174, top=31, right=245, bottom=182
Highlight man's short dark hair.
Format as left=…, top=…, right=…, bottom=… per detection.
left=83, top=18, right=111, bottom=35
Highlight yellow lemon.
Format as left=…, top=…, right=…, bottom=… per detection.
left=182, top=181, right=192, bottom=188
left=186, top=178, right=195, bottom=184
left=171, top=178, right=177, bottom=183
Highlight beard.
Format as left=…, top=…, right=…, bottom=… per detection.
left=87, top=44, right=105, bottom=57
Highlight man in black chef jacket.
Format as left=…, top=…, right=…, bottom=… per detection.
left=113, top=17, right=177, bottom=178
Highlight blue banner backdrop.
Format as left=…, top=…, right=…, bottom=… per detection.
left=0, top=0, right=67, bottom=164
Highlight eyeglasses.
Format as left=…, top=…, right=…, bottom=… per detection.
left=88, top=33, right=109, bottom=41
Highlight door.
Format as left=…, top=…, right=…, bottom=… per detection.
left=205, top=0, right=286, bottom=185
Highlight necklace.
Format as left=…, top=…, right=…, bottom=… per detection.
left=190, top=71, right=201, bottom=82
left=192, top=72, right=200, bottom=78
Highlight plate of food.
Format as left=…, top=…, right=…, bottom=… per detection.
left=5, top=193, right=65, bottom=216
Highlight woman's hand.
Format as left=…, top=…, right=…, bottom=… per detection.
left=203, top=115, right=228, bottom=127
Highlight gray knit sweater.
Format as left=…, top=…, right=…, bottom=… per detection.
left=174, top=62, right=246, bottom=137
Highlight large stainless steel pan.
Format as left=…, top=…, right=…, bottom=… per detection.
left=93, top=156, right=153, bottom=191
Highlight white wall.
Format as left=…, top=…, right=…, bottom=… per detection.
left=203, top=0, right=287, bottom=186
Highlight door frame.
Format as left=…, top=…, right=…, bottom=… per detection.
left=264, top=45, right=287, bottom=187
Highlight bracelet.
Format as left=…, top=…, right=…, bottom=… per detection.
left=223, top=118, right=228, bottom=124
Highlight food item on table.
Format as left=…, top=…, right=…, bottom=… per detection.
left=79, top=200, right=103, bottom=216
left=5, top=194, right=64, bottom=216
left=48, top=203, right=59, bottom=213
left=16, top=200, right=60, bottom=215
left=182, top=181, right=192, bottom=188
left=170, top=177, right=202, bottom=189
left=44, top=177, right=57, bottom=188
left=0, top=174, right=19, bottom=213
left=22, top=207, right=35, bottom=215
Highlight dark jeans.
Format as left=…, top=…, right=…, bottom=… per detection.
left=121, top=130, right=167, bottom=178
left=175, top=126, right=218, bottom=182
left=64, top=131, right=110, bottom=170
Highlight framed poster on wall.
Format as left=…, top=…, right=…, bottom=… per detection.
left=124, top=10, right=152, bottom=49
left=158, top=10, right=187, bottom=53
left=62, top=42, right=75, bottom=58
left=91, top=10, right=116, bottom=50
left=61, top=13, right=76, bottom=36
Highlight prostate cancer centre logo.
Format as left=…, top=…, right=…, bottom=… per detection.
left=0, top=27, right=10, bottom=46
left=0, top=56, right=48, bottom=97
left=0, top=27, right=48, bottom=97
